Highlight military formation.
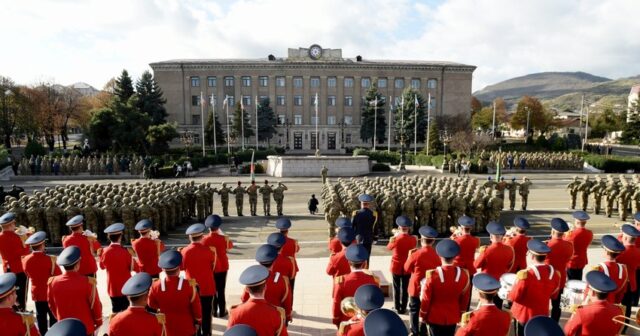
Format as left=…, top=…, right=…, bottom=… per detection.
left=16, top=154, right=146, bottom=176
left=485, top=151, right=584, bottom=170
left=566, top=174, right=640, bottom=220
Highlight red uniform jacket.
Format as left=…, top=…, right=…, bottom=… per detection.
left=281, top=236, right=300, bottom=275
left=386, top=233, right=418, bottom=275
left=328, top=237, right=342, bottom=255
left=228, top=298, right=288, bottom=336
left=148, top=275, right=202, bottom=336
left=455, top=304, right=512, bottom=336
left=108, top=306, right=165, bottom=336
left=62, top=232, right=100, bottom=276
left=338, top=316, right=364, bottom=336
left=565, top=227, right=593, bottom=270
left=546, top=237, right=574, bottom=298
left=47, top=272, right=103, bottom=334
left=241, top=269, right=293, bottom=320
left=504, top=234, right=530, bottom=272
left=0, top=307, right=40, bottom=336
left=419, top=265, right=471, bottom=325
left=473, top=242, right=514, bottom=281
left=591, top=262, right=627, bottom=303
left=202, top=231, right=233, bottom=273
left=0, top=230, right=29, bottom=273
left=616, top=244, right=640, bottom=292
left=508, top=265, right=560, bottom=324
left=181, top=242, right=217, bottom=297
left=273, top=254, right=296, bottom=280
left=454, top=234, right=480, bottom=275
left=564, top=300, right=624, bottom=336
left=332, top=270, right=380, bottom=326
left=326, top=249, right=350, bottom=278
left=131, top=237, right=165, bottom=276
left=21, top=251, right=61, bottom=301
left=98, top=243, right=135, bottom=297
left=404, top=246, right=441, bottom=297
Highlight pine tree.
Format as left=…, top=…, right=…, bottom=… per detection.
left=135, top=70, right=167, bottom=125
left=394, top=88, right=426, bottom=146
left=230, top=102, right=255, bottom=142
left=359, top=84, right=387, bottom=146
left=257, top=98, right=277, bottom=146
left=425, top=119, right=442, bottom=155
left=114, top=70, right=135, bottom=103
left=205, top=108, right=226, bottom=146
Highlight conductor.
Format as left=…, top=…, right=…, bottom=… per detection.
left=352, top=194, right=378, bottom=265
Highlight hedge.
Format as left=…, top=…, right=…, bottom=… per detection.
left=584, top=154, right=640, bottom=173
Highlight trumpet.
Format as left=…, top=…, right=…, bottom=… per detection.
left=450, top=226, right=462, bottom=238
left=340, top=297, right=360, bottom=318
left=613, top=309, right=640, bottom=331
left=149, top=230, right=160, bottom=240
left=504, top=227, right=518, bottom=239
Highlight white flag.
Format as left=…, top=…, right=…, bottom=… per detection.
left=210, top=95, right=215, bottom=105
left=222, top=95, right=228, bottom=108
left=240, top=96, right=244, bottom=110
left=414, top=95, right=419, bottom=107
left=200, top=93, right=206, bottom=106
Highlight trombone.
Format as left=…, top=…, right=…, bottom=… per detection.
left=612, top=309, right=640, bottom=331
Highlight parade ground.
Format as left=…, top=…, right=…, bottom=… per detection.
left=8, top=170, right=640, bottom=335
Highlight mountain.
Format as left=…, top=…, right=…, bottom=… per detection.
left=69, top=82, right=99, bottom=96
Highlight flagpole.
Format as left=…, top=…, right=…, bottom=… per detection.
left=413, top=94, right=417, bottom=156
left=491, top=100, right=496, bottom=139
left=255, top=96, right=259, bottom=150
left=225, top=95, right=231, bottom=155
left=241, top=97, right=245, bottom=151
left=315, top=92, right=319, bottom=152
left=211, top=95, right=217, bottom=155
left=200, top=92, right=206, bottom=157
left=426, top=93, right=431, bottom=155
left=373, top=97, right=377, bottom=151
left=388, top=96, right=392, bottom=152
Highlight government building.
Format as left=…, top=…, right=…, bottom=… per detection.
left=150, top=45, right=475, bottom=152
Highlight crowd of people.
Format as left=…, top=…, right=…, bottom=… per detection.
left=485, top=151, right=584, bottom=170
left=15, top=154, right=148, bottom=176
left=566, top=174, right=640, bottom=220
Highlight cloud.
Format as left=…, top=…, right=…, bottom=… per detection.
left=0, top=0, right=638, bottom=92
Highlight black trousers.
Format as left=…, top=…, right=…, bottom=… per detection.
left=622, top=286, right=637, bottom=334
left=550, top=288, right=564, bottom=322
left=110, top=296, right=129, bottom=313
left=567, top=268, right=583, bottom=281
left=213, top=272, right=227, bottom=316
left=635, top=269, right=640, bottom=306
left=14, top=272, right=27, bottom=311
left=200, top=296, right=213, bottom=336
left=392, top=274, right=410, bottom=312
left=515, top=321, right=525, bottom=336
left=409, top=296, right=427, bottom=336
left=363, top=242, right=373, bottom=266
left=35, top=300, right=57, bottom=334
left=427, top=323, right=456, bottom=336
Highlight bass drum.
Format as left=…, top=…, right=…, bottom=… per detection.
left=498, top=273, right=516, bottom=300
left=561, top=280, right=587, bottom=309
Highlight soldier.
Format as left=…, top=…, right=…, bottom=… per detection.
left=259, top=180, right=273, bottom=216
left=273, top=182, right=288, bottom=217
left=605, top=178, right=619, bottom=218
left=214, top=183, right=229, bottom=217
left=590, top=176, right=606, bottom=215
left=456, top=273, right=512, bottom=336
left=417, top=191, right=432, bottom=228
left=473, top=221, right=514, bottom=309
left=45, top=200, right=62, bottom=245
left=120, top=198, right=137, bottom=242
left=400, top=193, right=417, bottom=225
left=27, top=200, right=45, bottom=233
left=65, top=199, right=82, bottom=221
left=506, top=177, right=519, bottom=211
left=386, top=216, right=418, bottom=314
left=450, top=191, right=467, bottom=226
left=247, top=180, right=259, bottom=216
left=434, top=191, right=449, bottom=234
left=618, top=182, right=633, bottom=221
left=82, top=198, right=101, bottom=235
left=487, top=190, right=503, bottom=222
left=232, top=181, right=246, bottom=216
left=98, top=223, right=135, bottom=313
left=0, top=273, right=39, bottom=335
left=469, top=193, right=486, bottom=233
left=0, top=213, right=31, bottom=311
left=102, top=198, right=119, bottom=233
left=380, top=191, right=397, bottom=237
left=108, top=273, right=165, bottom=336
left=566, top=176, right=581, bottom=210
left=195, top=186, right=207, bottom=222
left=546, top=218, right=574, bottom=322
left=202, top=215, right=233, bottom=318
left=321, top=165, right=329, bottom=184
left=578, top=176, right=593, bottom=211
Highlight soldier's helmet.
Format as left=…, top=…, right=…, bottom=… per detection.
left=585, top=176, right=591, bottom=181
left=573, top=176, right=579, bottom=180
left=29, top=200, right=37, bottom=207
left=10, top=201, right=18, bottom=208
left=222, top=182, right=227, bottom=187
left=85, top=199, right=93, bottom=205
left=67, top=199, right=75, bottom=206
left=123, top=197, right=131, bottom=204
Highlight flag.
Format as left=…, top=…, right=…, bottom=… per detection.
left=200, top=93, right=206, bottom=107
left=210, top=95, right=215, bottom=105
left=222, top=95, right=228, bottom=108
left=314, top=93, right=319, bottom=106
left=255, top=96, right=259, bottom=107
left=369, top=97, right=378, bottom=106
left=495, top=159, right=502, bottom=181
left=240, top=96, right=244, bottom=110
left=250, top=150, right=256, bottom=181
left=414, top=95, right=419, bottom=108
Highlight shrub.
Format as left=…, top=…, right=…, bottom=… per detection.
left=584, top=154, right=640, bottom=173
left=353, top=148, right=402, bottom=165
left=371, top=163, right=390, bottom=171
left=240, top=163, right=266, bottom=174
left=24, top=141, right=46, bottom=157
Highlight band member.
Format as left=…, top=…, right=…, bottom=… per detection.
left=508, top=239, right=560, bottom=336
left=99, top=223, right=136, bottom=313
left=327, top=228, right=357, bottom=280
left=228, top=265, right=288, bottom=336
left=456, top=273, right=512, bottom=336
left=131, top=219, right=165, bottom=279
left=329, top=218, right=352, bottom=255
left=0, top=212, right=30, bottom=311
left=62, top=215, right=100, bottom=277
left=386, top=215, right=418, bottom=314
left=546, top=217, right=574, bottom=322
left=202, top=214, right=233, bottom=318
left=615, top=223, right=640, bottom=334
left=591, top=235, right=627, bottom=304
left=267, top=233, right=297, bottom=287
left=46, top=318, right=87, bottom=336
left=565, top=211, right=593, bottom=281
left=474, top=221, right=514, bottom=309
left=224, top=324, right=257, bottom=336
left=363, top=309, right=408, bottom=336
left=452, top=216, right=480, bottom=280
left=523, top=316, right=564, bottom=336
left=148, top=250, right=202, bottom=336
left=275, top=218, right=300, bottom=299
left=109, top=272, right=165, bottom=335
left=420, top=239, right=471, bottom=336
left=47, top=246, right=103, bottom=335
left=504, top=217, right=531, bottom=273
left=564, top=271, right=625, bottom=336
left=22, top=231, right=61, bottom=333
left=338, top=284, right=385, bottom=336
left=352, top=194, right=378, bottom=265
left=404, top=225, right=440, bottom=336
left=0, top=272, right=39, bottom=336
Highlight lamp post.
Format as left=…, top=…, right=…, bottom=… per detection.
left=440, top=128, right=452, bottom=157
left=180, top=130, right=194, bottom=157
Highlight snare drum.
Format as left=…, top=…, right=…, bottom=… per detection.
left=498, top=273, right=516, bottom=300
left=561, top=280, right=587, bottom=309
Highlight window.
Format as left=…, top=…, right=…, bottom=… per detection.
left=294, top=95, right=303, bottom=106
left=294, top=115, right=302, bottom=125
left=190, top=76, right=200, bottom=87
left=378, top=78, right=387, bottom=88
left=259, top=96, right=268, bottom=104
left=328, top=77, right=337, bottom=87
left=310, top=132, right=317, bottom=150
left=344, top=116, right=353, bottom=125
left=193, top=134, right=200, bottom=144
left=224, top=76, right=234, bottom=87
left=327, top=96, right=336, bottom=106
left=345, top=134, right=352, bottom=144
left=293, top=77, right=303, bottom=88
left=227, top=96, right=235, bottom=106
left=207, top=76, right=216, bottom=87
left=310, top=77, right=320, bottom=88
left=311, top=116, right=318, bottom=125
left=259, top=76, right=269, bottom=87
left=276, top=77, right=285, bottom=87
left=430, top=98, right=437, bottom=109
left=242, top=95, right=251, bottom=106
left=361, top=77, right=371, bottom=88
left=191, top=95, right=200, bottom=106
left=395, top=78, right=404, bottom=89
left=344, top=77, right=354, bottom=88
left=277, top=95, right=286, bottom=106
left=278, top=115, right=285, bottom=125
left=427, top=79, right=438, bottom=89
left=328, top=115, right=336, bottom=125
left=192, top=115, right=201, bottom=125
left=241, top=76, right=251, bottom=87
left=411, top=79, right=421, bottom=89
left=344, top=96, right=353, bottom=106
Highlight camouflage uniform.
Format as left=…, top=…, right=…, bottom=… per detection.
left=247, top=182, right=259, bottom=216
left=273, top=183, right=288, bottom=216
left=566, top=176, right=581, bottom=210
left=232, top=182, right=246, bottom=216
left=218, top=183, right=232, bottom=216
left=259, top=181, right=273, bottom=216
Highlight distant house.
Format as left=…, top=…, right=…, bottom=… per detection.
left=553, top=116, right=588, bottom=136
left=628, top=84, right=640, bottom=123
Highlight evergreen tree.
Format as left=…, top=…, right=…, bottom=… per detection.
left=114, top=70, right=135, bottom=103
left=205, top=108, right=226, bottom=147
left=230, top=102, right=255, bottom=143
left=146, top=122, right=179, bottom=155
left=394, top=88, right=427, bottom=146
left=135, top=70, right=167, bottom=125
left=424, top=118, right=442, bottom=155
left=111, top=96, right=150, bottom=153
left=359, top=84, right=387, bottom=146
left=257, top=98, right=277, bottom=146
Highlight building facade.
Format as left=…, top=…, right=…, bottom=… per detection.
left=628, top=84, right=640, bottom=123
left=149, top=45, right=476, bottom=152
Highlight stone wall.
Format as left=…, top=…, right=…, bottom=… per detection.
left=267, top=155, right=370, bottom=177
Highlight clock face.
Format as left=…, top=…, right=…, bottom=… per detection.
left=309, top=45, right=322, bottom=59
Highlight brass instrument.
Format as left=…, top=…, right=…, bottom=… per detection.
left=450, top=226, right=462, bottom=238
left=612, top=309, right=640, bottom=331
left=504, top=226, right=518, bottom=239
left=340, top=297, right=360, bottom=318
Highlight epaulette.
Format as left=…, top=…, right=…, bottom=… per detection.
left=47, top=277, right=55, bottom=285
left=155, top=312, right=166, bottom=324
left=18, top=312, right=35, bottom=329
left=479, top=245, right=487, bottom=253
left=426, top=269, right=435, bottom=279
left=50, top=256, right=57, bottom=275
left=176, top=246, right=184, bottom=252
left=96, top=247, right=103, bottom=256
left=335, top=275, right=344, bottom=284
left=460, top=311, right=472, bottom=326
left=570, top=304, right=582, bottom=313
left=351, top=210, right=358, bottom=217
left=209, top=246, right=216, bottom=254
left=127, top=247, right=136, bottom=257
left=362, top=269, right=373, bottom=276
left=408, top=248, right=418, bottom=256
left=188, top=279, right=197, bottom=287
left=516, top=269, right=528, bottom=280
left=88, top=277, right=97, bottom=285
left=590, top=265, right=600, bottom=271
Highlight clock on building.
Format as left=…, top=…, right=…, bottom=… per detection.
left=309, top=44, right=322, bottom=60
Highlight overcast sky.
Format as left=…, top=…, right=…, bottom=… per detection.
left=1, top=0, right=638, bottom=92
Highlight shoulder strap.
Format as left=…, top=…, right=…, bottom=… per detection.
left=517, top=269, right=528, bottom=280
left=460, top=311, right=472, bottom=327
left=19, top=312, right=35, bottom=336
left=436, top=266, right=444, bottom=283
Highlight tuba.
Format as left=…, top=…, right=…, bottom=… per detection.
left=340, top=297, right=360, bottom=318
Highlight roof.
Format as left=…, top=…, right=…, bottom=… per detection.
left=554, top=117, right=581, bottom=128
left=630, top=84, right=640, bottom=95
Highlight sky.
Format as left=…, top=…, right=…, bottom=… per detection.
left=1, top=0, right=638, bottom=92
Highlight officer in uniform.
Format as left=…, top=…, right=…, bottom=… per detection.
left=227, top=265, right=288, bottom=336
left=363, top=308, right=408, bottom=336
left=259, top=180, right=273, bottom=216
left=47, top=246, right=103, bottom=335
left=148, top=250, right=202, bottom=336
left=273, top=182, right=288, bottom=216
left=202, top=215, right=233, bottom=318
left=0, top=212, right=30, bottom=311
left=328, top=218, right=352, bottom=255
left=247, top=181, right=259, bottom=216
left=98, top=223, right=135, bottom=313
left=232, top=181, right=246, bottom=216
left=338, top=284, right=385, bottom=336
left=545, top=218, right=574, bottom=322
left=592, top=235, right=627, bottom=304
left=419, top=239, right=470, bottom=336
left=518, top=177, right=532, bottom=211
left=321, top=165, right=328, bottom=184
left=62, top=215, right=100, bottom=277
left=564, top=271, right=625, bottom=336
left=473, top=221, right=514, bottom=309
left=565, top=211, right=594, bottom=281
left=108, top=272, right=165, bottom=336
left=351, top=194, right=378, bottom=265
left=181, top=223, right=217, bottom=336
left=386, top=215, right=418, bottom=314
left=566, top=176, right=581, bottom=210
left=218, top=183, right=232, bottom=217
left=508, top=239, right=561, bottom=336
left=504, top=217, right=531, bottom=273
left=0, top=272, right=39, bottom=336
left=45, top=318, right=87, bottom=336
left=131, top=219, right=165, bottom=279
left=404, top=225, right=440, bottom=336
left=22, top=231, right=61, bottom=333
left=275, top=218, right=300, bottom=293
left=456, top=273, right=512, bottom=336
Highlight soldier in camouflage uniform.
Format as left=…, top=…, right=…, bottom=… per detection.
left=82, top=198, right=101, bottom=235
left=381, top=191, right=397, bottom=237
left=218, top=183, right=232, bottom=216
left=434, top=191, right=449, bottom=234
left=195, top=185, right=207, bottom=221
left=259, top=180, right=273, bottom=216
left=247, top=180, right=259, bottom=216
left=605, top=177, right=619, bottom=218
left=232, top=181, right=246, bottom=216
left=590, top=176, right=606, bottom=215
left=470, top=192, right=486, bottom=232
left=45, top=200, right=62, bottom=245
left=26, top=200, right=45, bottom=232
left=120, top=197, right=137, bottom=241
left=65, top=199, right=82, bottom=222
left=506, top=177, right=519, bottom=211
left=325, top=196, right=343, bottom=237
left=273, top=182, right=288, bottom=216
left=618, top=181, right=632, bottom=221
left=488, top=190, right=503, bottom=222
left=566, top=176, right=581, bottom=210
left=400, top=192, right=417, bottom=225
left=578, top=176, right=593, bottom=211
left=519, top=177, right=532, bottom=211
left=417, top=190, right=432, bottom=228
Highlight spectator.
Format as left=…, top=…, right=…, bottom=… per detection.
left=308, top=194, right=319, bottom=214
left=461, top=161, right=469, bottom=177
left=175, top=163, right=182, bottom=177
